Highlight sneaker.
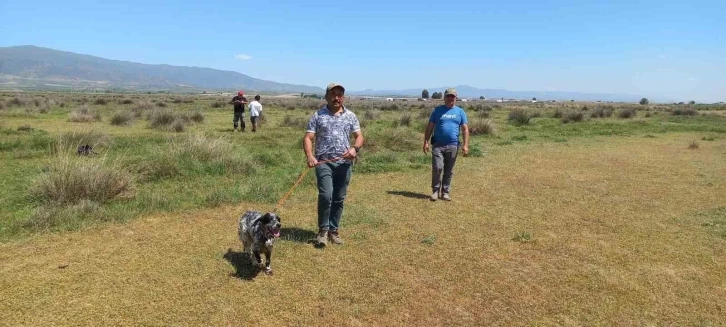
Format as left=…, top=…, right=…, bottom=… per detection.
left=316, top=230, right=328, bottom=246
left=328, top=230, right=344, bottom=245
left=430, top=192, right=439, bottom=201
left=441, top=193, right=451, bottom=201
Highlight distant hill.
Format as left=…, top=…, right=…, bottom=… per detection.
left=351, top=85, right=646, bottom=103
left=0, top=45, right=324, bottom=93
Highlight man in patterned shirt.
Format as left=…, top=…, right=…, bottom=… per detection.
left=303, top=83, right=364, bottom=246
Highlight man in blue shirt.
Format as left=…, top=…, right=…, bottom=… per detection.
left=423, top=88, right=470, bottom=201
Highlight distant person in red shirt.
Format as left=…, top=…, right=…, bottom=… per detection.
left=229, top=91, right=248, bottom=132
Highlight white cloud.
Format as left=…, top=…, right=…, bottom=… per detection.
left=235, top=54, right=252, bottom=60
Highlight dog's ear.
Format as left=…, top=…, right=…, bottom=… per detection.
left=260, top=213, right=271, bottom=224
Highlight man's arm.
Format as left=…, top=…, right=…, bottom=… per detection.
left=461, top=124, right=470, bottom=156
left=344, top=130, right=364, bottom=159
left=423, top=122, right=435, bottom=154
left=303, top=132, right=317, bottom=168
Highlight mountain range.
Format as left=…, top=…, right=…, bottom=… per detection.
left=1, top=45, right=644, bottom=102
left=0, top=46, right=324, bottom=93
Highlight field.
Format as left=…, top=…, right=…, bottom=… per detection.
left=1, top=91, right=725, bottom=325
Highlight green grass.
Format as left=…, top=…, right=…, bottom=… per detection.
left=1, top=92, right=726, bottom=241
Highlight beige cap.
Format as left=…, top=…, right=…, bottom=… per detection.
left=444, top=88, right=457, bottom=97
left=326, top=83, right=345, bottom=93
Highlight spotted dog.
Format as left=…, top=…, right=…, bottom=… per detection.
left=238, top=211, right=281, bottom=275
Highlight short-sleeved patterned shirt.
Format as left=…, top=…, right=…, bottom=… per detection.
left=306, top=105, right=361, bottom=162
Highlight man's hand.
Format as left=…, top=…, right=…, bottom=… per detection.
left=342, top=147, right=357, bottom=160
left=306, top=156, right=318, bottom=168
left=423, top=142, right=430, bottom=154
left=462, top=145, right=469, bottom=157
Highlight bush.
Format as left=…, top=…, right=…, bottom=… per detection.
left=148, top=109, right=181, bottom=128
left=468, top=119, right=496, bottom=136
left=672, top=108, right=698, bottom=116
left=29, top=150, right=134, bottom=204
left=618, top=108, right=637, bottom=119
left=552, top=108, right=563, bottom=118
left=171, top=118, right=186, bottom=132
left=591, top=107, right=614, bottom=118
left=68, top=105, right=101, bottom=122
left=398, top=113, right=412, bottom=127
left=8, top=96, right=29, bottom=107
left=280, top=115, right=308, bottom=128
left=93, top=98, right=109, bottom=105
left=119, top=99, right=134, bottom=105
left=364, top=110, right=381, bottom=120
left=190, top=111, right=205, bottom=123
left=561, top=111, right=584, bottom=124
left=110, top=111, right=134, bottom=126
left=211, top=101, right=225, bottom=108
left=476, top=110, right=490, bottom=119
left=508, top=109, right=532, bottom=126
left=133, top=100, right=154, bottom=117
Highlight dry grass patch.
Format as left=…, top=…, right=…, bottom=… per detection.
left=68, top=104, right=102, bottom=122
left=2, top=135, right=725, bottom=325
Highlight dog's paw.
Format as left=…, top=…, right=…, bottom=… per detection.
left=264, top=268, right=273, bottom=276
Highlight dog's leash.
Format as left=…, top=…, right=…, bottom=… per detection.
left=272, top=155, right=347, bottom=213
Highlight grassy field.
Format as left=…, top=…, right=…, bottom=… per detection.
left=1, top=91, right=725, bottom=325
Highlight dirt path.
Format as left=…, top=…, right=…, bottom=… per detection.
left=2, top=134, right=725, bottom=326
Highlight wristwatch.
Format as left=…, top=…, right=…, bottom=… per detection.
left=353, top=146, right=361, bottom=153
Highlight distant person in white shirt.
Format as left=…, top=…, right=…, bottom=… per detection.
left=249, top=95, right=263, bottom=132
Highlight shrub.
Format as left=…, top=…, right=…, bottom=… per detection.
left=508, top=109, right=532, bottom=126
left=476, top=110, right=490, bottom=119
left=29, top=150, right=133, bottom=204
left=468, top=119, right=496, bottom=136
left=672, top=108, right=698, bottom=116
left=93, top=98, right=109, bottom=105
left=68, top=105, right=101, bottom=122
left=171, top=118, right=186, bottom=132
left=148, top=109, right=179, bottom=128
left=398, top=113, right=412, bottom=127
left=591, top=107, right=614, bottom=118
left=280, top=115, right=307, bottom=128
left=561, top=111, right=584, bottom=124
left=133, top=100, right=154, bottom=117
left=109, top=111, right=134, bottom=126
left=364, top=110, right=381, bottom=120
left=618, top=108, right=637, bottom=119
left=119, top=99, right=134, bottom=105
left=8, top=96, right=29, bottom=107
left=190, top=111, right=205, bottom=123
left=211, top=101, right=225, bottom=108
left=552, top=108, right=563, bottom=118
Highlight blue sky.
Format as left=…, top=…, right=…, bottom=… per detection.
left=1, top=0, right=724, bottom=102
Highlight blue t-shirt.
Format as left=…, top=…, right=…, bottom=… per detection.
left=429, top=105, right=468, bottom=146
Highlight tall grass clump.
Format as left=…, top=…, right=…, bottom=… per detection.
left=468, top=119, right=497, bottom=136
left=508, top=109, right=532, bottom=126
left=398, top=113, right=412, bottom=127
left=591, top=107, right=614, bottom=118
left=672, top=108, right=698, bottom=116
left=280, top=114, right=308, bottom=128
left=618, top=108, right=637, bottom=119
left=29, top=145, right=133, bottom=205
left=68, top=104, right=102, bottom=122
left=561, top=111, right=585, bottom=124
left=110, top=111, right=134, bottom=126
left=93, top=98, right=109, bottom=105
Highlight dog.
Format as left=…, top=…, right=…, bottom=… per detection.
left=76, top=144, right=97, bottom=156
left=238, top=211, right=281, bottom=275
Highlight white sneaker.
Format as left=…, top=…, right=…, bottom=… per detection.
left=441, top=193, right=451, bottom=201
left=430, top=192, right=439, bottom=201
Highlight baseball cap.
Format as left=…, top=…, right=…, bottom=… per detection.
left=238, top=91, right=244, bottom=96
left=326, top=83, right=345, bottom=93
left=444, top=88, right=457, bottom=97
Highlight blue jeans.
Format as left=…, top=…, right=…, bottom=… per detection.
left=315, top=161, right=352, bottom=231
